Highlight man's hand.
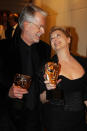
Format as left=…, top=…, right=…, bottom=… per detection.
left=8, top=83, right=28, bottom=99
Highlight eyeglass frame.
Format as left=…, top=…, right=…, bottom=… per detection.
left=29, top=21, right=45, bottom=31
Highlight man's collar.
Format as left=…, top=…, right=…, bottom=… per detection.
left=13, top=23, right=18, bottom=29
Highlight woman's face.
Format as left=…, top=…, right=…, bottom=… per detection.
left=50, top=30, right=70, bottom=51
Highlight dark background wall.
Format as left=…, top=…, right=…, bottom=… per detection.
left=0, top=0, right=31, bottom=13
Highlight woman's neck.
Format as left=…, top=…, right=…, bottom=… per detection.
left=56, top=48, right=71, bottom=63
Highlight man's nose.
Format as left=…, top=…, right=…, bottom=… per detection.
left=40, top=27, right=45, bottom=34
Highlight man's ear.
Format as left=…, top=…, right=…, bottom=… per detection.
left=23, top=21, right=29, bottom=27
left=23, top=21, right=31, bottom=31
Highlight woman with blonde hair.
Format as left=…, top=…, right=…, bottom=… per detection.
left=39, top=26, right=87, bottom=131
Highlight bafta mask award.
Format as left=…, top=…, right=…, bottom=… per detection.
left=14, top=73, right=32, bottom=90
left=44, top=62, right=63, bottom=101
left=45, top=62, right=60, bottom=85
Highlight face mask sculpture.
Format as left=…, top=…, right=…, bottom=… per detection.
left=14, top=73, right=32, bottom=90
left=45, top=62, right=60, bottom=85
left=44, top=62, right=64, bottom=102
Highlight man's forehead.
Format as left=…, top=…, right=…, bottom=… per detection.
left=34, top=12, right=46, bottom=22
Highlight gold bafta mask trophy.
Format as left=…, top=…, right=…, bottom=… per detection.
left=14, top=73, right=32, bottom=90
left=44, top=62, right=63, bottom=101
left=45, top=62, right=60, bottom=85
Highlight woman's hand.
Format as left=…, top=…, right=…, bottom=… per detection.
left=40, top=91, right=49, bottom=103
left=44, top=79, right=62, bottom=90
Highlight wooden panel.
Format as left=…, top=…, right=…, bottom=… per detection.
left=71, top=0, right=87, bottom=10
left=71, top=8, right=87, bottom=56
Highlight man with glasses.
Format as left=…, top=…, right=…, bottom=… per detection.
left=8, top=4, right=50, bottom=131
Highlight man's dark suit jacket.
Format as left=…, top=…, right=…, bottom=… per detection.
left=0, top=33, right=51, bottom=130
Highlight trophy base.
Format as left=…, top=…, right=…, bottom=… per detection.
left=46, top=88, right=64, bottom=105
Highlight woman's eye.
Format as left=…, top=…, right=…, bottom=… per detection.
left=51, top=34, right=61, bottom=40
left=56, top=34, right=61, bottom=38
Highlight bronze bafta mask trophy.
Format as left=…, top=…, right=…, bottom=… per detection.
left=13, top=73, right=32, bottom=109
left=44, top=62, right=63, bottom=101
left=14, top=73, right=32, bottom=90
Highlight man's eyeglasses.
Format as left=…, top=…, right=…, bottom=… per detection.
left=30, top=22, right=45, bottom=30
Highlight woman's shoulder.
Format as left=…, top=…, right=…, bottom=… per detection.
left=71, top=53, right=87, bottom=72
